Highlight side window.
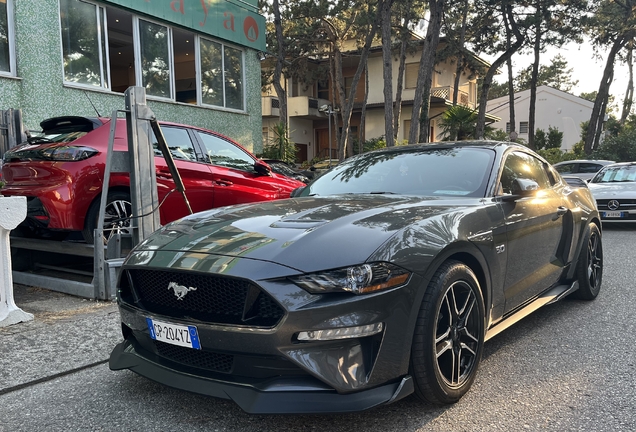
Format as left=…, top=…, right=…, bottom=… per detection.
left=196, top=131, right=255, bottom=171
left=579, top=163, right=602, bottom=174
left=554, top=163, right=575, bottom=174
left=500, top=151, right=550, bottom=194
left=152, top=127, right=197, bottom=161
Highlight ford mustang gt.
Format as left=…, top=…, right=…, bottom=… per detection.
left=109, top=141, right=603, bottom=414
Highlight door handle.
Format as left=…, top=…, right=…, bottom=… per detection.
left=556, top=206, right=568, bottom=217
left=156, top=169, right=173, bottom=179
left=215, top=179, right=233, bottom=186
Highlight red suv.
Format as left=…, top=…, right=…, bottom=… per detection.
left=1, top=116, right=305, bottom=243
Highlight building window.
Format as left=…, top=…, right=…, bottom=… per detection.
left=59, top=0, right=245, bottom=111
left=0, top=0, right=15, bottom=75
left=405, top=63, right=418, bottom=89
left=138, top=19, right=172, bottom=99
left=317, top=80, right=329, bottom=100
left=60, top=0, right=109, bottom=87
left=506, top=122, right=511, bottom=133
left=519, top=121, right=529, bottom=134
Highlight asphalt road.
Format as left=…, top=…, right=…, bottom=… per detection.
left=1, top=224, right=635, bottom=432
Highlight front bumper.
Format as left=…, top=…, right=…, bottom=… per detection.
left=109, top=256, right=425, bottom=413
left=109, top=337, right=413, bottom=414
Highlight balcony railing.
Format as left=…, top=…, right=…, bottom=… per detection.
left=431, top=86, right=473, bottom=107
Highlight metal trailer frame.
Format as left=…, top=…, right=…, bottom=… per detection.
left=10, top=87, right=191, bottom=300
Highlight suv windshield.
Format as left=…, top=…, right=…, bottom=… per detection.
left=591, top=165, right=636, bottom=183
left=299, top=146, right=495, bottom=198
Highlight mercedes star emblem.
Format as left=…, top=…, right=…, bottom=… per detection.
left=607, top=200, right=620, bottom=211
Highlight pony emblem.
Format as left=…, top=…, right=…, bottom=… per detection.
left=168, top=281, right=197, bottom=300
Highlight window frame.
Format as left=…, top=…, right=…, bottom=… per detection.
left=0, top=0, right=16, bottom=76
left=59, top=0, right=110, bottom=89
left=58, top=0, right=246, bottom=112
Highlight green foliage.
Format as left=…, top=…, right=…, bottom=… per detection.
left=438, top=105, right=479, bottom=140
left=536, top=148, right=564, bottom=164
left=515, top=54, right=579, bottom=92
left=485, top=129, right=510, bottom=141
left=591, top=127, right=636, bottom=162
left=351, top=136, right=408, bottom=156
left=259, top=122, right=297, bottom=164
left=534, top=126, right=563, bottom=150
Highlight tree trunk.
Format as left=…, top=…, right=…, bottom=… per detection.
left=393, top=19, right=410, bottom=141
left=408, top=0, right=444, bottom=144
left=621, top=43, right=634, bottom=125
left=584, top=35, right=627, bottom=154
left=476, top=3, right=524, bottom=139
left=271, top=0, right=288, bottom=132
left=360, top=62, right=369, bottom=153
left=335, top=1, right=384, bottom=160
left=381, top=0, right=395, bottom=147
left=452, top=0, right=469, bottom=106
left=527, top=1, right=541, bottom=150
left=504, top=9, right=516, bottom=140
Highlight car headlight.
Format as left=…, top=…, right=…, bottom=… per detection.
left=290, top=262, right=410, bottom=295
left=40, top=146, right=99, bottom=161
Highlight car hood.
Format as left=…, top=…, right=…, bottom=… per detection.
left=133, top=195, right=480, bottom=273
left=588, top=182, right=636, bottom=199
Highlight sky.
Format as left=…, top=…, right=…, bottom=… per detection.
left=491, top=40, right=631, bottom=107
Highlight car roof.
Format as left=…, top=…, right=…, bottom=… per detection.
left=553, top=159, right=615, bottom=165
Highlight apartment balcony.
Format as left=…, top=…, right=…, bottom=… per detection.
left=289, top=96, right=332, bottom=119
left=262, top=96, right=332, bottom=119
left=262, top=96, right=280, bottom=117
left=431, top=86, right=474, bottom=107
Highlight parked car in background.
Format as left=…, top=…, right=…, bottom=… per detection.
left=300, top=158, right=341, bottom=180
left=1, top=116, right=305, bottom=243
left=553, top=159, right=615, bottom=181
left=109, top=141, right=603, bottom=414
left=587, top=161, right=636, bottom=222
left=261, top=159, right=310, bottom=184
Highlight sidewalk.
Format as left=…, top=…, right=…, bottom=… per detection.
left=0, top=284, right=121, bottom=395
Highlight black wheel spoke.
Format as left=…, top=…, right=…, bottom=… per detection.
left=435, top=280, right=482, bottom=388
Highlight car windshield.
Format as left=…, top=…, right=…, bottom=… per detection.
left=591, top=165, right=636, bottom=183
left=299, top=146, right=495, bottom=198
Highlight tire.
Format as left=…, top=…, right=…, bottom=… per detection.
left=411, top=260, right=485, bottom=405
left=82, top=191, right=132, bottom=244
left=571, top=222, right=603, bottom=300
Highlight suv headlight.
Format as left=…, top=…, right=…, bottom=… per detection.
left=290, top=262, right=410, bottom=295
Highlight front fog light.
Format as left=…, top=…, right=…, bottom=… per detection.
left=297, top=322, right=384, bottom=341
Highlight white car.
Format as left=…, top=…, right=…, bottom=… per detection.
left=587, top=162, right=636, bottom=222
left=553, top=159, right=615, bottom=181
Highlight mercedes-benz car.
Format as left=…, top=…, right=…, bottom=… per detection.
left=1, top=116, right=305, bottom=243
left=109, top=141, right=603, bottom=414
left=587, top=161, right=636, bottom=222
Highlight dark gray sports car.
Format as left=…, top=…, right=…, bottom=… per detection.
left=109, top=141, right=603, bottom=414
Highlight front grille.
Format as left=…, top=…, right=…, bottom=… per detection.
left=123, top=269, right=284, bottom=327
left=154, top=340, right=233, bottom=373
left=596, top=199, right=636, bottom=210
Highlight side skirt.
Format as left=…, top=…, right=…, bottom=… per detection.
left=484, top=280, right=579, bottom=342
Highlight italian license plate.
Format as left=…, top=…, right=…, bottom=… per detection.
left=146, top=318, right=201, bottom=349
left=603, top=211, right=624, bottom=218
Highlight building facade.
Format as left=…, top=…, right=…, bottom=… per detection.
left=0, top=0, right=265, bottom=153
left=486, top=86, right=595, bottom=151
left=262, top=39, right=488, bottom=163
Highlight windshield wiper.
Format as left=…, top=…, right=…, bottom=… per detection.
left=369, top=191, right=397, bottom=194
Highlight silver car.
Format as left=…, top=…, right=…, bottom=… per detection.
left=553, top=159, right=615, bottom=181
left=587, top=162, right=636, bottom=222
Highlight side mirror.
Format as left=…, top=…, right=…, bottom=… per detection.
left=254, top=160, right=272, bottom=176
left=290, top=186, right=305, bottom=198
left=500, top=178, right=539, bottom=201
left=512, top=178, right=539, bottom=195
